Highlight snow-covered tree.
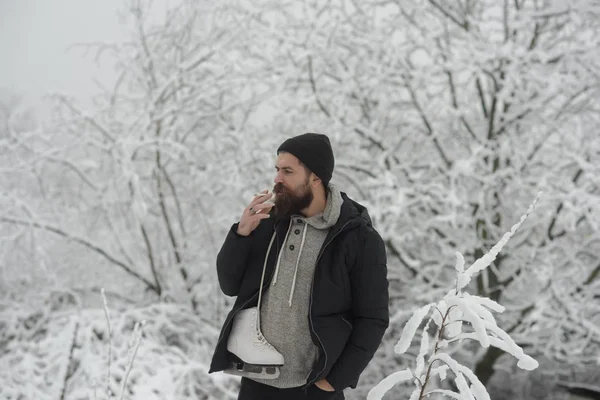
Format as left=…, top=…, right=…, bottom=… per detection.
left=1, top=0, right=274, bottom=315
left=1, top=3, right=273, bottom=396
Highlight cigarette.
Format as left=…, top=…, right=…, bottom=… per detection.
left=254, top=192, right=272, bottom=197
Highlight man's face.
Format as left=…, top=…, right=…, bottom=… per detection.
left=272, top=152, right=314, bottom=218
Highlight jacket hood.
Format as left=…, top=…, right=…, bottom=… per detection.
left=336, top=192, right=373, bottom=233
left=345, top=194, right=372, bottom=227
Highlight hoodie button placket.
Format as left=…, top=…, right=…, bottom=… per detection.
left=283, top=220, right=301, bottom=262
left=289, top=219, right=304, bottom=252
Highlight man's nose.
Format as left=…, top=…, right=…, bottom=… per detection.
left=274, top=173, right=283, bottom=184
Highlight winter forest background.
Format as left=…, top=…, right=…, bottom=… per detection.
left=1, top=0, right=599, bottom=399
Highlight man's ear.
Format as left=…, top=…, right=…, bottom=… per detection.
left=311, top=174, right=321, bottom=186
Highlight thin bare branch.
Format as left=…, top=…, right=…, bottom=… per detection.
left=160, top=164, right=187, bottom=241
left=140, top=224, right=162, bottom=296
left=119, top=321, right=144, bottom=400
left=307, top=55, right=331, bottom=118
left=405, top=79, right=453, bottom=169
left=0, top=216, right=158, bottom=292
left=475, top=78, right=489, bottom=119
left=101, top=288, right=113, bottom=399
left=55, top=96, right=115, bottom=143
left=548, top=168, right=584, bottom=240
left=427, top=0, right=469, bottom=30
left=583, top=262, right=600, bottom=286
left=59, top=320, right=79, bottom=400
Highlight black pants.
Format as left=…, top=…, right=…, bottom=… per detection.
left=237, top=378, right=345, bottom=400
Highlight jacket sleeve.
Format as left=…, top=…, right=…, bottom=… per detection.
left=326, top=226, right=390, bottom=391
left=216, top=222, right=254, bottom=296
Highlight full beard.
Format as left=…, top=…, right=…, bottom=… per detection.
left=273, top=181, right=314, bottom=219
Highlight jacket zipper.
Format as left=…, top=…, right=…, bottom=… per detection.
left=306, top=220, right=353, bottom=388
left=215, top=228, right=280, bottom=350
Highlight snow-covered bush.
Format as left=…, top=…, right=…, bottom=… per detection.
left=0, top=289, right=240, bottom=400
left=368, top=194, right=541, bottom=400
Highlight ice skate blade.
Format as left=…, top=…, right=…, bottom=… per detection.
left=223, top=363, right=281, bottom=380
left=227, top=351, right=284, bottom=368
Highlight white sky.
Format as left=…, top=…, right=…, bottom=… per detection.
left=0, top=0, right=276, bottom=126
left=0, top=0, right=131, bottom=104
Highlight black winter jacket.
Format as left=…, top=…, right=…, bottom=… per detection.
left=208, top=193, right=389, bottom=391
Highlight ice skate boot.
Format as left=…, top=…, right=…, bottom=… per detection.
left=225, top=307, right=284, bottom=379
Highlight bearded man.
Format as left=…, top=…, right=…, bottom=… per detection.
left=209, top=133, right=389, bottom=400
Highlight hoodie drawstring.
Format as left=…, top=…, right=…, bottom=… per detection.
left=271, top=219, right=292, bottom=286
left=257, top=232, right=276, bottom=331
left=288, top=223, right=308, bottom=307
left=270, top=219, right=309, bottom=307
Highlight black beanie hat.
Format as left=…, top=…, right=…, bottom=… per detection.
left=277, top=133, right=335, bottom=186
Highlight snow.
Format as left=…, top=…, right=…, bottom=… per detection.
left=454, top=251, right=465, bottom=273
left=367, top=369, right=413, bottom=400
left=0, top=298, right=240, bottom=400
left=415, top=319, right=431, bottom=378
left=463, top=294, right=505, bottom=314
left=445, top=305, right=464, bottom=339
left=434, top=354, right=490, bottom=400
left=454, top=373, right=476, bottom=400
left=457, top=191, right=542, bottom=291
left=0, top=308, right=79, bottom=400
left=454, top=298, right=490, bottom=348
left=394, top=304, right=432, bottom=355
left=426, top=389, right=466, bottom=399
left=461, top=295, right=497, bottom=324
left=434, top=365, right=449, bottom=381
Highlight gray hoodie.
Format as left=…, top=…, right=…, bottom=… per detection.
left=252, top=184, right=343, bottom=388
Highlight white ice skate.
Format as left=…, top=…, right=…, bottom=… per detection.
left=224, top=235, right=285, bottom=380
left=225, top=307, right=284, bottom=379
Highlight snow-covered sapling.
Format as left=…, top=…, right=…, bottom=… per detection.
left=368, top=193, right=542, bottom=400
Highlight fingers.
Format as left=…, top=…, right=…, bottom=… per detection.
left=247, top=205, right=273, bottom=220
left=242, top=190, right=274, bottom=228
left=250, top=203, right=273, bottom=212
left=249, top=190, right=273, bottom=208
left=248, top=211, right=271, bottom=221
